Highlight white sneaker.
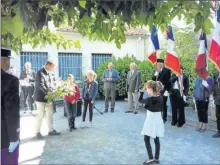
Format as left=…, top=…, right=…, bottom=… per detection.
left=86, top=122, right=92, bottom=128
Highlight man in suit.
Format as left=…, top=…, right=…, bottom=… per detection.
left=125, top=63, right=141, bottom=114
left=20, top=62, right=36, bottom=112
left=102, top=62, right=120, bottom=113
left=33, top=59, right=60, bottom=139
left=152, top=59, right=171, bottom=123
left=212, top=71, right=220, bottom=138
left=1, top=47, right=20, bottom=165
left=169, top=66, right=189, bottom=127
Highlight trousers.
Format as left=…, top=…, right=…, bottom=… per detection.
left=64, top=100, right=77, bottom=128
left=144, top=135, right=160, bottom=160
left=82, top=100, right=93, bottom=122
left=1, top=147, right=19, bottom=165
left=196, top=100, right=209, bottom=123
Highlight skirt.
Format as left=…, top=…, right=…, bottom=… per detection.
left=141, top=110, right=165, bottom=138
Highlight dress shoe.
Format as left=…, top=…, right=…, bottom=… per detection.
left=171, top=123, right=177, bottom=126
left=125, top=110, right=132, bottom=113
left=72, top=126, right=77, bottom=130
left=111, top=110, right=114, bottom=113
left=212, top=132, right=220, bottom=138
left=177, top=124, right=183, bottom=128
left=134, top=111, right=138, bottom=114
left=154, top=159, right=160, bottom=164
left=48, top=130, right=61, bottom=136
left=36, top=133, right=43, bottom=139
left=104, top=110, right=108, bottom=113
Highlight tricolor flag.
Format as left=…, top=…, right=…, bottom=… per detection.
left=165, top=26, right=181, bottom=76
left=195, top=32, right=208, bottom=80
left=209, top=8, right=220, bottom=71
left=147, top=26, right=160, bottom=64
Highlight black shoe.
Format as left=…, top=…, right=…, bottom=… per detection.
left=154, top=159, right=160, bottom=164
left=134, top=111, right=138, bottom=114
left=212, top=132, right=220, bottom=138
left=36, top=133, right=43, bottom=139
left=72, top=126, right=77, bottom=130
left=125, top=110, right=132, bottom=113
left=177, top=124, right=184, bottom=127
left=111, top=110, right=114, bottom=113
left=104, top=110, right=108, bottom=113
left=171, top=122, right=177, bottom=126
left=163, top=120, right=167, bottom=123
left=48, top=130, right=61, bottom=136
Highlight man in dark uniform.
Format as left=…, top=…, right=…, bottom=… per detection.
left=1, top=47, right=20, bottom=165
left=152, top=59, right=171, bottom=123
left=169, top=66, right=189, bottom=127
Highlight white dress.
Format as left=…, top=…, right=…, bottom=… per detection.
left=141, top=110, right=165, bottom=138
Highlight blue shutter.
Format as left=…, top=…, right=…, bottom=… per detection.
left=92, top=54, right=112, bottom=71
left=58, top=53, right=82, bottom=80
left=20, top=52, right=48, bottom=72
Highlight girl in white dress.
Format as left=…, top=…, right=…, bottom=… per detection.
left=139, top=80, right=164, bottom=165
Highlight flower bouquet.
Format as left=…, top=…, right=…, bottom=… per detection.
left=45, top=81, right=76, bottom=103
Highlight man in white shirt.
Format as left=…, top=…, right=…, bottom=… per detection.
left=169, top=66, right=189, bottom=127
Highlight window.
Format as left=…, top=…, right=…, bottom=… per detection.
left=92, top=53, right=112, bottom=71
left=20, top=52, right=48, bottom=72
left=58, top=53, right=82, bottom=80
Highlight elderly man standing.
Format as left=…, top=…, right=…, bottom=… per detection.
left=125, top=63, right=141, bottom=114
left=20, top=62, right=36, bottom=112
left=1, top=47, right=20, bottom=165
left=33, top=59, right=60, bottom=139
left=102, top=62, right=120, bottom=113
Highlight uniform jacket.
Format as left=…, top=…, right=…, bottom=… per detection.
left=169, top=73, right=189, bottom=96
left=152, top=67, right=171, bottom=94
left=213, top=72, right=220, bottom=105
left=1, top=69, right=20, bottom=149
left=126, top=69, right=141, bottom=92
left=33, top=67, right=56, bottom=102
left=102, top=69, right=120, bottom=90
left=82, top=80, right=98, bottom=101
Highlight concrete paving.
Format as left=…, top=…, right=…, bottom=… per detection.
left=18, top=101, right=220, bottom=164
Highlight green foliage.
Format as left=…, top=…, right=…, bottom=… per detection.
left=1, top=0, right=215, bottom=50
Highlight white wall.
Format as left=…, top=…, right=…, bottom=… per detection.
left=10, top=31, right=149, bottom=77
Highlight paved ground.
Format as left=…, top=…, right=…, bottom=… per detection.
left=19, top=101, right=220, bottom=164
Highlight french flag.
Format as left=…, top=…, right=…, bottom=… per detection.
left=209, top=8, right=220, bottom=71
left=195, top=32, right=208, bottom=80
left=147, top=26, right=160, bottom=64
left=165, top=26, right=181, bottom=76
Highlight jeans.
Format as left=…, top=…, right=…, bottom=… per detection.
left=216, top=105, right=220, bottom=132
left=64, top=100, right=77, bottom=128
left=144, top=135, right=160, bottom=160
left=82, top=99, right=93, bottom=122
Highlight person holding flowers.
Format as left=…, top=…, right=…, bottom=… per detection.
left=64, top=74, right=80, bottom=132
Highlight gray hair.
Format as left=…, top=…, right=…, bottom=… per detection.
left=108, top=62, right=113, bottom=66
left=25, top=62, right=31, bottom=67
left=130, top=62, right=136, bottom=68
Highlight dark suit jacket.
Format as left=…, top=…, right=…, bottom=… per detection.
left=33, top=67, right=56, bottom=102
left=20, top=70, right=36, bottom=85
left=213, top=72, right=220, bottom=105
left=1, top=69, right=20, bottom=149
left=169, top=73, right=189, bottom=96
left=82, top=80, right=98, bottom=101
left=152, top=67, right=171, bottom=94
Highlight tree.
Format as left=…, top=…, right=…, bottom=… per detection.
left=1, top=0, right=215, bottom=51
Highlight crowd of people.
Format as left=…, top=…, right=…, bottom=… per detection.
left=1, top=47, right=220, bottom=165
